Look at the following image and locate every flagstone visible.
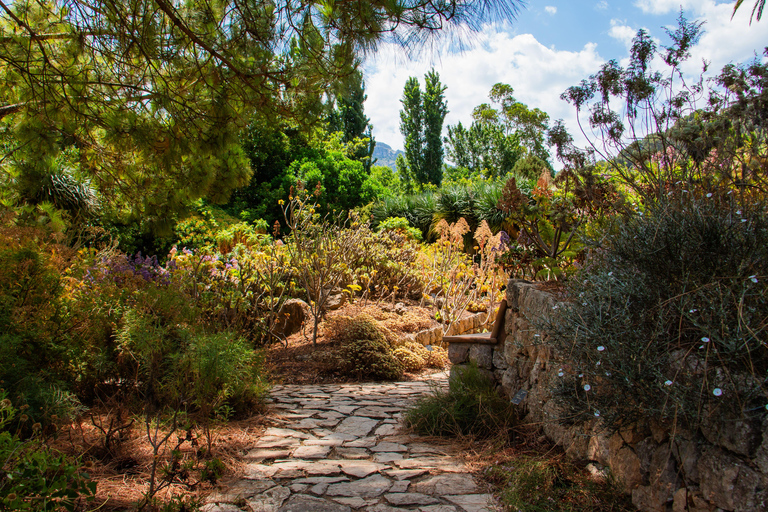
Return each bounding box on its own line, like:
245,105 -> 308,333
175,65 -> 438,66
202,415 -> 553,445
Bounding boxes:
389,480 -> 410,493
413,474 -> 479,496
374,424 -> 398,436
246,448 -> 293,461
342,436 -> 377,448
277,495 -> 351,512
373,452 -> 405,463
292,445 -> 332,459
247,485 -> 290,512
253,437 -> 302,449
370,442 -> 407,452
334,447 -> 370,459
206,479 -> 276,502
382,468 -> 429,480
326,474 -> 392,499
384,492 -> 440,506
443,494 -> 495,512
334,416 -> 379,436
263,428 -> 316,439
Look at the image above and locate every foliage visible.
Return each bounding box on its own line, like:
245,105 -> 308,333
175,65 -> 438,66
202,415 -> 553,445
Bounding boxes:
405,362 -> 515,438
400,70 -> 448,186
326,314 -> 403,381
392,342 -> 448,372
289,134 -> 384,214
417,218 -> 507,333
281,187 -> 368,345
0,396 -> 96,510
376,216 -> 423,242
327,69 -> 376,173
542,199 -> 768,433
347,226 -> 424,304
0,237 -> 86,430
485,453 -> 633,512
445,121 -> 523,179
733,0 -> 765,23
497,163 -> 622,280
0,0 -> 523,223
550,15 -> 768,206
372,179 -> 508,242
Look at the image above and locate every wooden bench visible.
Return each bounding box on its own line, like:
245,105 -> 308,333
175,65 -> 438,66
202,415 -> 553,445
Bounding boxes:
443,299 -> 507,345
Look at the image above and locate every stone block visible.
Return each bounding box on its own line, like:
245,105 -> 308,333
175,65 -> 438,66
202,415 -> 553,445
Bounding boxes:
700,412 -> 763,458
492,347 -> 507,370
448,343 -> 470,364
697,447 -> 764,511
672,488 -> 715,512
468,344 -> 493,369
588,435 -> 610,466
671,437 -> 701,482
610,445 -> 643,492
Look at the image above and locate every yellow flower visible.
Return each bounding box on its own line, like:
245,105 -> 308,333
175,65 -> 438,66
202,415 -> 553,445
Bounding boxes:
278,199 -> 285,205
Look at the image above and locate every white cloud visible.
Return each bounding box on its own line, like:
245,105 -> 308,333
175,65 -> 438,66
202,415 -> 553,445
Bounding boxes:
545,6 -> 557,15
595,1 -> 609,10
363,27 -> 604,160
363,1 -> 768,167
633,0 -> 699,15
608,19 -> 638,48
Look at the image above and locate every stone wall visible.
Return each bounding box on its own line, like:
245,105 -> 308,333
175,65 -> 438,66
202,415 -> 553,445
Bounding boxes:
406,310 -> 490,348
447,279 -> 768,512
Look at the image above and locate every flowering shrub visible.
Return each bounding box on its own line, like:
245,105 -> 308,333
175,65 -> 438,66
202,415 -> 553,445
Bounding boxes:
417,218 -> 507,333
543,199 -> 768,433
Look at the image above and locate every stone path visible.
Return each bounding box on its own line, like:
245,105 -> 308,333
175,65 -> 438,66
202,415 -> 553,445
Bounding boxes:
203,372 -> 498,512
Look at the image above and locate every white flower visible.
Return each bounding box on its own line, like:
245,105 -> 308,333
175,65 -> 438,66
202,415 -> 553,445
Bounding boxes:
583,384 -> 592,391
750,275 -> 758,283
699,345 -> 705,349
594,410 -> 600,417
605,372 -> 612,377
713,388 -> 723,397
689,309 -> 697,313
736,210 -> 742,215
608,271 -> 613,276
665,380 -> 673,386
597,346 -> 605,352
701,337 -> 710,343
596,361 -> 601,366
558,372 -> 564,377
742,219 -> 748,222
706,193 -> 713,198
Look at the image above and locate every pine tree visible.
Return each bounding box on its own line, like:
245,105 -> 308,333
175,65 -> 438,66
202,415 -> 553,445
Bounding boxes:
0,1 -> 519,223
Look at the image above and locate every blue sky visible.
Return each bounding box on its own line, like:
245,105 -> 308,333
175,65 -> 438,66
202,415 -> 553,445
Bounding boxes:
362,0 -> 768,163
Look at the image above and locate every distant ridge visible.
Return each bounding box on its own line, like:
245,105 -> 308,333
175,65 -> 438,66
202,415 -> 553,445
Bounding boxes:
372,141 -> 404,171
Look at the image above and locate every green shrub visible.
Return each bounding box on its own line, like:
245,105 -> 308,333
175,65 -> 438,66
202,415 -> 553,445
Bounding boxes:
376,216 -> 423,241
0,396 -> 96,510
327,314 -> 404,381
0,245 -> 84,428
544,199 -> 768,432
405,362 -> 515,438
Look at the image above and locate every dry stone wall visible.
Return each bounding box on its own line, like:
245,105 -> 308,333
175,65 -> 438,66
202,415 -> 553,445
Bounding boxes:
447,279 -> 768,512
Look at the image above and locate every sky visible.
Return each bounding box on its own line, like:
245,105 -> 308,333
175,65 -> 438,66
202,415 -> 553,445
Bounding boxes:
362,0 -> 768,165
